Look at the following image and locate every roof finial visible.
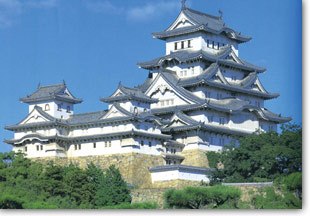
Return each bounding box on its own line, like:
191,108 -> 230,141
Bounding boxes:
218,9 -> 223,19
181,0 -> 186,10
37,82 -> 41,89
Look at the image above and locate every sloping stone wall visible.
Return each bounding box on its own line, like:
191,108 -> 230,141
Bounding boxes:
33,153 -> 164,188
180,149 -> 209,168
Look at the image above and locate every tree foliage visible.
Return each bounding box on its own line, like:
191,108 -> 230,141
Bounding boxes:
0,152 -> 131,209
207,124 -> 302,183
164,185 -> 241,209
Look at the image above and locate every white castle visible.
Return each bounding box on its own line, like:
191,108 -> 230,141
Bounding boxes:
5,4 -> 290,185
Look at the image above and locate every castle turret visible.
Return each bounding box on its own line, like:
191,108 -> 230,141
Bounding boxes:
20,82 -> 82,120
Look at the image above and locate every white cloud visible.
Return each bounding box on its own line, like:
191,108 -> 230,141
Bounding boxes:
85,0 -> 181,22
85,0 -> 124,14
0,0 -> 58,27
127,1 -> 180,21
0,0 -> 22,27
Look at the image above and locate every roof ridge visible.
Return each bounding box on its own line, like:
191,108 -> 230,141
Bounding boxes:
185,7 -> 221,21
71,110 -> 106,116
38,83 -> 65,89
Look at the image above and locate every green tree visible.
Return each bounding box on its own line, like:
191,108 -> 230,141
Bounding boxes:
95,165 -> 131,207
207,124 -> 302,183
164,185 -> 241,209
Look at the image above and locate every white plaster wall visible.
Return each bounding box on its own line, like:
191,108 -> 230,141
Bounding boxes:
201,34 -> 238,55
165,32 -> 203,54
167,62 -> 204,78
29,100 -> 74,119
151,170 -> 210,183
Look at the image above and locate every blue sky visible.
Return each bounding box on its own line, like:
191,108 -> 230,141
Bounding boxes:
0,0 -> 302,153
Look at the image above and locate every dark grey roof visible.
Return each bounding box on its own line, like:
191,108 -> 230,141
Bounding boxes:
4,129 -> 171,145
162,153 -> 185,160
20,83 -> 82,104
101,83 -> 158,104
152,7 -> 251,43
67,111 -> 107,124
157,70 -> 205,104
149,164 -> 213,173
162,111 -> 253,136
177,63 -> 277,99
137,46 -> 265,72
255,108 -> 292,123
5,103 -> 162,131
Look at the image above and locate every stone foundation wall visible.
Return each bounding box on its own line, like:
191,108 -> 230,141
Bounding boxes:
180,149 -> 209,168
33,153 -> 164,188
131,188 -> 167,208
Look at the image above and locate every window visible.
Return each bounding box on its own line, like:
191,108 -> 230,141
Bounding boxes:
44,104 -> 50,111
78,144 -> 81,150
170,99 -> 174,105
181,41 -> 184,49
208,116 -> 213,123
219,117 -> 225,125
148,142 -> 152,147
24,147 -> 27,152
217,42 -> 220,50
108,141 -> 111,147
207,39 -> 210,47
133,107 -> 138,114
187,40 -> 191,48
206,92 -> 211,98
166,100 -> 170,106
66,106 -> 71,113
174,42 -> 178,50
36,145 -> 39,151
210,137 -> 214,144
141,140 -> 144,146
75,144 -> 77,150
212,41 -> 215,49
143,108 -> 147,112
40,145 -> 43,151
160,101 -> 165,107
105,141 -> 108,147
57,104 -> 61,111
93,142 -> 96,148
220,138 -> 225,145
166,147 -> 168,153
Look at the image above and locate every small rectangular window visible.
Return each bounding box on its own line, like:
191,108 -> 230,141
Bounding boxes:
181,41 -> 184,49
74,144 -> 77,150
217,42 -> 220,50
207,39 -> 210,47
24,147 -> 27,152
78,144 -> 81,150
40,145 -> 43,151
141,140 -> 144,146
208,116 -> 213,123
93,142 -> 96,148
105,141 -> 108,147
188,40 -> 191,48
109,141 -> 111,147
36,145 -> 39,151
174,42 -> 178,50
212,41 -> 215,49
148,142 -> 152,147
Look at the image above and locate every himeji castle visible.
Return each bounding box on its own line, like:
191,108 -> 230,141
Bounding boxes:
4,4 -> 291,187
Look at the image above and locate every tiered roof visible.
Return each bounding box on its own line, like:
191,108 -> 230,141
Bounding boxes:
153,7 -> 251,43
138,46 -> 265,72
101,83 -> 158,104
20,83 -> 82,104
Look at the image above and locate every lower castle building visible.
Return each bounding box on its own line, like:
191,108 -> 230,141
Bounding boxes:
4,5 -> 290,188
